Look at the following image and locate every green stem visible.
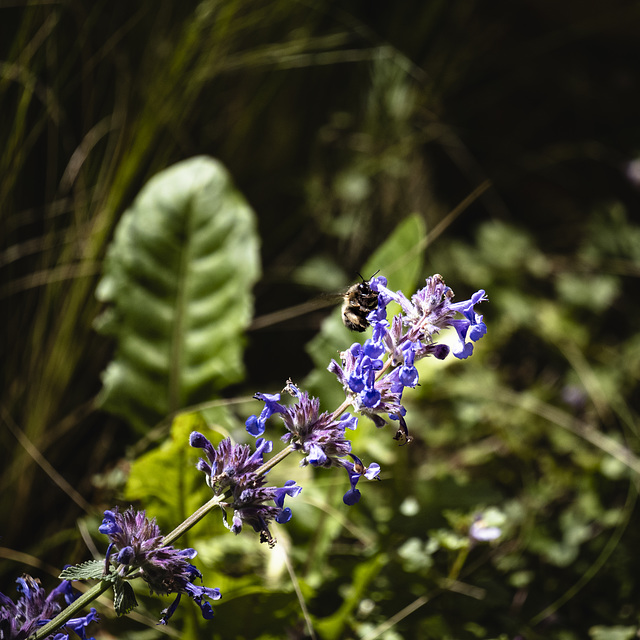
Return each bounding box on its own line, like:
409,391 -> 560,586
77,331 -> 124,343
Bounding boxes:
448,546 -> 470,582
163,493 -> 225,547
30,581 -> 111,640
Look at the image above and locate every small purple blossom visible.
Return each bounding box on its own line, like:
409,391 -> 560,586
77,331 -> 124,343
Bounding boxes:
469,518 -> 502,542
56,608 -> 99,640
398,341 -> 419,388
341,453 -> 381,505
0,574 -> 97,640
469,510 -> 505,543
190,432 -> 301,547
449,290 -> 488,359
99,507 -> 221,623
245,392 -> 286,437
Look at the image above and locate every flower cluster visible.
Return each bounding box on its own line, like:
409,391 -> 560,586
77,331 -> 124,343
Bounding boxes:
190,433 -> 301,547
99,507 -> 221,623
240,273 -> 486,506
329,274 -> 488,442
0,574 -> 97,640
245,381 -> 380,505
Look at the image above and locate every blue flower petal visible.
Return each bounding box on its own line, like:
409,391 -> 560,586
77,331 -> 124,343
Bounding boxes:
343,488 -> 361,505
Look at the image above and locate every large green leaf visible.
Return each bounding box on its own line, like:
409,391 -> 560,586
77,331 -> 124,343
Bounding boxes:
95,156 -> 260,432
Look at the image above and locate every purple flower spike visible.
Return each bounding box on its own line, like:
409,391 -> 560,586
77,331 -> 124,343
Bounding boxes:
99,507 -> 221,623
247,388 -> 356,469
330,273 -> 488,444
0,575 -> 98,640
191,432 -> 301,547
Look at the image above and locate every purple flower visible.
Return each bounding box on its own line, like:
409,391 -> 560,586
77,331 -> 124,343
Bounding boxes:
328,348 -> 408,436
99,507 -> 221,623
190,432 -> 301,547
244,382 -> 381,506
469,516 -> 502,542
398,341 -> 419,388
0,574 -> 98,640
449,290 -> 488,359
373,275 -> 487,360
274,480 -> 303,524
270,383 -> 355,468
56,608 -> 99,640
245,392 -> 286,437
190,434 -> 273,493
341,453 -> 381,505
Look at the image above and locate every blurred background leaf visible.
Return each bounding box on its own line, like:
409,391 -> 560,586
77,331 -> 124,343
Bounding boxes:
94,156 -> 260,432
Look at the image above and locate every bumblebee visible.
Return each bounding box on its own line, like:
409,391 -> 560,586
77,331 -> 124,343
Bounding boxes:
341,272 -> 380,332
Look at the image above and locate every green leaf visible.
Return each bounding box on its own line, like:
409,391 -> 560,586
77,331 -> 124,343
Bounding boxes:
589,626 -> 638,640
95,156 -> 261,432
314,554 -> 387,640
59,560 -> 105,581
124,410 -> 215,531
113,577 -> 138,616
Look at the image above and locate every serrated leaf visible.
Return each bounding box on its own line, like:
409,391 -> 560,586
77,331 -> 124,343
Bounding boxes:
59,560 -> 105,581
113,577 -> 138,616
95,156 -> 260,432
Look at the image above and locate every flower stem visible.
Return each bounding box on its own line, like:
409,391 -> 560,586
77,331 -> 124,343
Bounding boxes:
255,442 -> 295,477
30,581 -> 110,640
448,546 -> 470,582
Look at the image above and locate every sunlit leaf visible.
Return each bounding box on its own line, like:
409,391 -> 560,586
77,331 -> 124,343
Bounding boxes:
124,411 -> 215,531
95,156 -> 260,432
59,561 -> 105,581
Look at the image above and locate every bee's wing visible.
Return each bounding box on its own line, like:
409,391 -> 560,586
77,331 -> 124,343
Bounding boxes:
249,294 -> 343,331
